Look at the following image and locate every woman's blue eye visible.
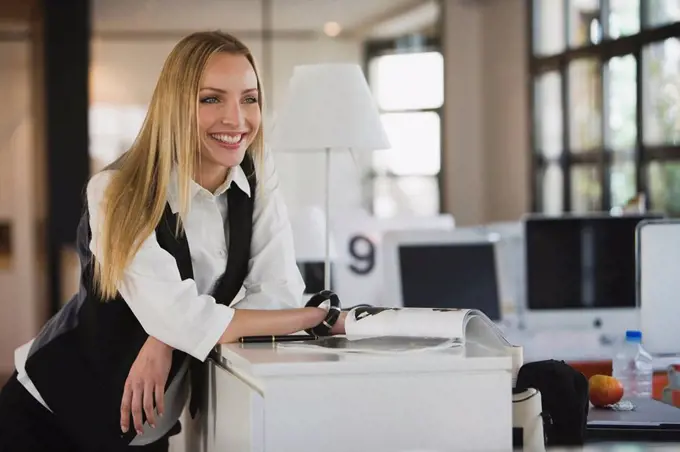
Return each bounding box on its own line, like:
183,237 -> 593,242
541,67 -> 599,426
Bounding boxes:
200,96 -> 219,104
243,96 -> 258,104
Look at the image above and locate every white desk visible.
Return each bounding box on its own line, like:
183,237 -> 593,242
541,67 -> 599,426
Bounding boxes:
197,340 -> 513,452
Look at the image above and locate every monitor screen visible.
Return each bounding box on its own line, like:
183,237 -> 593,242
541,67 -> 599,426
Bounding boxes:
398,242 -> 501,320
525,215 -> 662,311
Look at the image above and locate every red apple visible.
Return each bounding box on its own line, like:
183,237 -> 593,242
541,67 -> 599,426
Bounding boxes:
589,374 -> 624,407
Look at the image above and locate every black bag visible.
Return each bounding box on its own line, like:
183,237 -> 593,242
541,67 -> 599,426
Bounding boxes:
515,359 -> 590,446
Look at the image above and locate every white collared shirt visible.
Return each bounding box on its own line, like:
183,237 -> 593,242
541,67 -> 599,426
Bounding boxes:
14,147 -> 305,442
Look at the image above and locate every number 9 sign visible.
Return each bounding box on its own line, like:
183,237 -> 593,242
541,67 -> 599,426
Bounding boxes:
348,234 -> 375,275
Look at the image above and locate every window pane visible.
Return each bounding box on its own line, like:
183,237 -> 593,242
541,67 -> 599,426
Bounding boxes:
642,39 -> 680,145
89,104 -> 147,172
539,163 -> 564,214
535,71 -> 563,158
372,112 -> 440,176
368,52 -> 443,111
571,165 -> 602,212
608,0 -> 640,38
569,0 -> 602,47
648,161 -> 680,216
609,158 -> 637,209
569,58 -> 602,152
605,54 -> 637,151
646,0 -> 680,27
533,0 -> 566,56
373,176 -> 439,218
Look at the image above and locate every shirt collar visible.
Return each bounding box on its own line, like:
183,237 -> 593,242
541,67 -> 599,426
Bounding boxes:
167,164 -> 251,213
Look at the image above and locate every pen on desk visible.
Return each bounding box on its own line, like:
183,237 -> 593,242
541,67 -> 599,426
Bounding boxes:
238,334 -> 317,344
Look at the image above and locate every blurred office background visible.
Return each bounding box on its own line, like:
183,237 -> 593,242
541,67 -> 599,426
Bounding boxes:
0,0 -> 679,382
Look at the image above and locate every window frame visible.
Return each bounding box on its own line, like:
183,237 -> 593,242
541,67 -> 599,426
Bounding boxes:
528,0 -> 680,213
363,35 -> 444,217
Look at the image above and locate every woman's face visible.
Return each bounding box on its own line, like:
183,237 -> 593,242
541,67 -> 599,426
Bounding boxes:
197,52 -> 261,173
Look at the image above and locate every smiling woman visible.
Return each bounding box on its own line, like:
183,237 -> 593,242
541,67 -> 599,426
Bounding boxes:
0,30 -> 342,452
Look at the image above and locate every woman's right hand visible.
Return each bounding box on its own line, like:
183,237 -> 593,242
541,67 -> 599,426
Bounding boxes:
120,336 -> 173,435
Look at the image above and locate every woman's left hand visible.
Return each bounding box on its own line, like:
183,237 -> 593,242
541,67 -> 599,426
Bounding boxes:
120,336 -> 173,435
330,311 -> 347,335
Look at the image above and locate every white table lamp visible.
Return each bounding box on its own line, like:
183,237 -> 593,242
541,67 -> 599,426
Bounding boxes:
271,63 -> 390,290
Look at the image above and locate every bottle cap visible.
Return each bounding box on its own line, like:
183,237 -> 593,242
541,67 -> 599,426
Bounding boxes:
625,330 -> 642,341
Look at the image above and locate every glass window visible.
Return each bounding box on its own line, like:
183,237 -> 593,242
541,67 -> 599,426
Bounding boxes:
571,165 -> 602,212
569,58 -> 602,152
535,71 -> 563,159
648,161 -> 680,215
531,0 -> 680,215
605,54 -> 637,151
608,0 -> 640,38
569,0 -> 602,47
642,39 -> 680,145
373,176 -> 439,218
610,158 -> 637,208
533,0 -> 566,56
368,47 -> 443,218
368,52 -> 443,111
646,0 -> 680,28
89,104 -> 146,171
372,112 -> 440,176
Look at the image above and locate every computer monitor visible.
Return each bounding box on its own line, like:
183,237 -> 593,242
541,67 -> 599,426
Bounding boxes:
523,213 -> 664,333
382,229 -> 502,321
637,219 -> 680,355
478,222 -> 525,316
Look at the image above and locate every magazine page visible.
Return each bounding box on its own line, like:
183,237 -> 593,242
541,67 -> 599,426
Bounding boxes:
344,306 -> 470,341
462,310 -> 514,349
275,335 -> 460,355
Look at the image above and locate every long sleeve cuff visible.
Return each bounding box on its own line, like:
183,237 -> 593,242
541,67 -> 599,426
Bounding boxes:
190,304 -> 235,361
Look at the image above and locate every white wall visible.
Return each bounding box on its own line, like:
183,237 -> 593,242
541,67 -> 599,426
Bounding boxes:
482,0 -> 530,222
442,0 -> 529,225
441,1 -> 485,226
0,41 -> 42,375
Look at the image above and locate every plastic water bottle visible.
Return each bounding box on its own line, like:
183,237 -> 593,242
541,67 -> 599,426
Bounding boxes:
612,330 -> 654,399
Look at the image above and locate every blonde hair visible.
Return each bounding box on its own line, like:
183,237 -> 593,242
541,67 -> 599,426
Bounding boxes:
94,31 -> 264,300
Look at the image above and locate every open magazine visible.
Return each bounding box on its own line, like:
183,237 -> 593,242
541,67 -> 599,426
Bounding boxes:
277,307 -> 516,355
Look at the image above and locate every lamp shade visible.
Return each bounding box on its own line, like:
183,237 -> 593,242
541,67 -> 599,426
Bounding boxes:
271,63 -> 391,151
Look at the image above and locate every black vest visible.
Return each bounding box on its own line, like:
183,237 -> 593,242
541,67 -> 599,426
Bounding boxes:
23,156 -> 256,451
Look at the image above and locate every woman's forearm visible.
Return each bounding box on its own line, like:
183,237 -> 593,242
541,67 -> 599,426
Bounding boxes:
218,307 -> 326,344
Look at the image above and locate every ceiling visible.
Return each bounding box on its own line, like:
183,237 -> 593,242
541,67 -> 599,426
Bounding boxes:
0,0 -> 440,39
91,0 -> 437,37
